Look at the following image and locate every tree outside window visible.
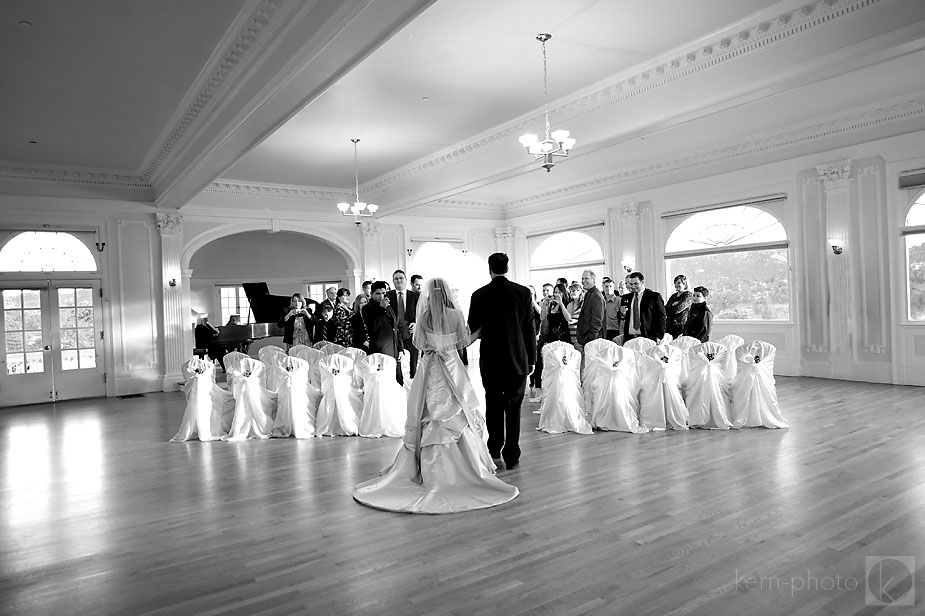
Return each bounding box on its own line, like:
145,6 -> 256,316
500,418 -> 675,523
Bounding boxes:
904,192 -> 925,321
664,206 -> 790,320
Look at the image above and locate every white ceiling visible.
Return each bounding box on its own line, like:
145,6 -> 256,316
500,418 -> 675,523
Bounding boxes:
1,0 -> 924,217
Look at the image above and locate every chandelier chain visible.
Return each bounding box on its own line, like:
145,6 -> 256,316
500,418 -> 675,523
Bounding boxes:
351,138 -> 360,202
542,38 -> 550,140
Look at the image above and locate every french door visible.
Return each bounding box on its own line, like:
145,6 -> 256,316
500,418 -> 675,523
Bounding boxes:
1,280 -> 105,406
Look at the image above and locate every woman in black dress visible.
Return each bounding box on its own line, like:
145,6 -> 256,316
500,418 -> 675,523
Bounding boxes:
277,293 -> 315,350
683,286 -> 713,342
665,274 -> 694,339
545,283 -> 574,344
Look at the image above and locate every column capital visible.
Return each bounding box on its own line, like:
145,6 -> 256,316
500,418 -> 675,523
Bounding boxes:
155,212 -> 183,234
493,226 -> 514,240
359,221 -> 381,239
816,160 -> 852,190
619,201 -> 639,218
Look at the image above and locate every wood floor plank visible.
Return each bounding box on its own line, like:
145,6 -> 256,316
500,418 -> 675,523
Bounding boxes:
1,376 -> 924,615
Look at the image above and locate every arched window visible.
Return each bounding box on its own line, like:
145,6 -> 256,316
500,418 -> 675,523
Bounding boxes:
409,242 -> 482,312
0,232 -> 97,272
529,229 -> 605,292
664,206 -> 790,320
903,191 -> 925,321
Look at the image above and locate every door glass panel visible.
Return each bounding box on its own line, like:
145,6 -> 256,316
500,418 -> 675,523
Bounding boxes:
3,289 -> 44,375
58,287 -> 96,371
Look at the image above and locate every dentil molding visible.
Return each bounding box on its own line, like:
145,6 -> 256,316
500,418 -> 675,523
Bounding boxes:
204,181 -> 351,201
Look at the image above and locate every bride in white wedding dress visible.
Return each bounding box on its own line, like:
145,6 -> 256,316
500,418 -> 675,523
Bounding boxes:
352,277 -> 519,514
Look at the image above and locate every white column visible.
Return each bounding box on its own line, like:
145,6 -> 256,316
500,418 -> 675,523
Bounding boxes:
817,160 -> 854,357
493,226 -> 514,255
156,212 -> 184,391
611,201 -> 640,278
359,221 -> 381,281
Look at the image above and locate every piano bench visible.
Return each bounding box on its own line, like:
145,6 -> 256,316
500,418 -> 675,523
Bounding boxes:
193,348 -> 209,359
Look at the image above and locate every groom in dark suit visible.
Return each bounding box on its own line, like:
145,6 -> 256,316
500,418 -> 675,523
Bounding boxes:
622,271 -> 667,342
468,253 -> 535,470
387,269 -> 420,380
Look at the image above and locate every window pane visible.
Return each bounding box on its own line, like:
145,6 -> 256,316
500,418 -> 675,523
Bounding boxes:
4,290 -> 22,309
907,233 -> 925,321
5,311 -> 22,331
22,290 -> 40,309
75,288 -> 93,306
666,248 -> 790,320
23,309 -> 41,330
78,348 -> 96,369
25,352 -> 44,373
61,350 -> 79,371
77,328 -> 94,349
60,329 -> 77,349
24,331 -> 43,352
60,308 -> 77,328
906,196 -> 925,226
529,265 -> 605,298
666,206 -> 786,253
0,232 -> 97,272
76,307 -> 93,328
7,354 -> 25,375
58,288 -> 76,307
5,332 -> 24,353
531,231 -> 604,269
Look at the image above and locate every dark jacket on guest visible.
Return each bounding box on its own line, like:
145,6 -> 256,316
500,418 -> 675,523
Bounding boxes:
468,275 -> 536,377
277,311 -> 315,346
350,310 -> 369,351
361,299 -> 402,359
683,302 -> 713,342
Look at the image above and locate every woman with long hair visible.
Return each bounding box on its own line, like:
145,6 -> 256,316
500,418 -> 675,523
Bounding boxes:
277,293 -> 314,350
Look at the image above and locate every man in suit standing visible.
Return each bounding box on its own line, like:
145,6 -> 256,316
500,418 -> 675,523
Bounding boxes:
468,253 -> 535,470
387,269 -> 420,380
315,286 -> 338,318
576,269 -> 605,349
622,271 -> 667,342
362,281 -> 404,384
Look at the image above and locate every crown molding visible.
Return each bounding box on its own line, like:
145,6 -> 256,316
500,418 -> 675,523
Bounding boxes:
204,181 -> 352,201
502,91 -> 925,212
361,0 -> 890,194
138,0 -> 282,182
425,199 -> 503,211
0,165 -> 151,189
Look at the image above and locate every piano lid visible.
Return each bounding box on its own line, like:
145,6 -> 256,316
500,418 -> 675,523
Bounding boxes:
242,282 -> 292,324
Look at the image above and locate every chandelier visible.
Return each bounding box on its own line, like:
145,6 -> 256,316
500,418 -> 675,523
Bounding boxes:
518,33 -> 576,172
337,138 -> 379,223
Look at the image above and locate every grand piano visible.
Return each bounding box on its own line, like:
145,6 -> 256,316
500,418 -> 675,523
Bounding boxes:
214,282 -> 290,353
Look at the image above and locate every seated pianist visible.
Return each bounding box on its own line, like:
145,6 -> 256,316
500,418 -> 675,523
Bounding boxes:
194,314 -> 227,370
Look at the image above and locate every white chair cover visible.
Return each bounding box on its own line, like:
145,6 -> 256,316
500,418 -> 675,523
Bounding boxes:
225,357 -> 277,440
612,335 -> 624,346
222,350 -> 250,390
538,343 -> 591,434
288,344 -> 311,357
581,338 -> 617,413
292,346 -> 324,389
659,333 -> 674,345
669,335 -> 700,389
639,345 -> 688,431
316,353 -> 362,436
685,342 -> 733,430
717,334 -> 745,381
355,354 -> 405,438
171,359 -> 233,441
323,343 -> 345,356
258,345 -> 287,366
623,337 -> 655,354
731,341 -> 788,429
271,356 -> 322,438
589,345 -> 646,433
338,347 -> 368,389
313,341 -> 331,351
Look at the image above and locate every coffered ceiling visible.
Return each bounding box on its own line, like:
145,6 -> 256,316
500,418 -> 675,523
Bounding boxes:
1,0 -> 924,220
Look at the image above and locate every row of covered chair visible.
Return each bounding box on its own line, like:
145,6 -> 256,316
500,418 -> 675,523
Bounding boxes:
537,335 -> 788,435
170,343 -> 406,442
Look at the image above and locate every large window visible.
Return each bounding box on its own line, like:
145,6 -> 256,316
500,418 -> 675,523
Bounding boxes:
306,282 -> 341,304
0,231 -> 96,272
529,229 -> 605,292
219,286 -> 247,325
904,192 -> 925,321
664,205 -> 790,320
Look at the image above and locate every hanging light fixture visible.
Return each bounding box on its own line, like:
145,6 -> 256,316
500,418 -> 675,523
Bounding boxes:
519,33 -> 576,172
336,138 -> 379,224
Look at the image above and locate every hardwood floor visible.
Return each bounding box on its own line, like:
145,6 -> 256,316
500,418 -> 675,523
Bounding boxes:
1,376 -> 923,615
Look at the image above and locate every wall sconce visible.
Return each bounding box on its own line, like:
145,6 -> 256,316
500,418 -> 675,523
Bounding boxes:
406,248 -> 413,257
168,278 -> 177,287
828,238 -> 844,255
461,247 -> 469,256
95,242 -> 106,252
621,260 -> 633,273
